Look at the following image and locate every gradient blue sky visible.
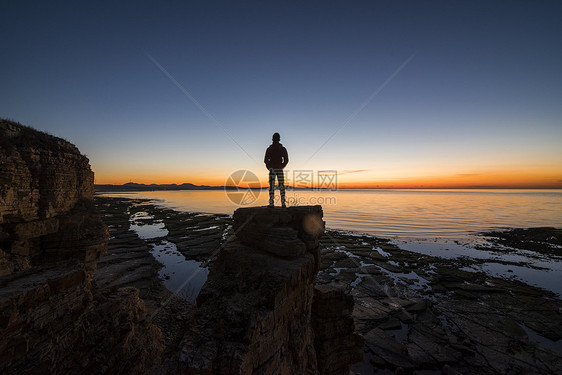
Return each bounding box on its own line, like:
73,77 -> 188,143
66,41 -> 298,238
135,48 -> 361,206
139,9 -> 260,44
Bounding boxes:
1,1 -> 561,187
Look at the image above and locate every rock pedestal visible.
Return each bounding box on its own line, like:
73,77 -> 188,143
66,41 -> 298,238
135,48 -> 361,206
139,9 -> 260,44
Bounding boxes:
168,205 -> 362,375
233,205 -> 324,266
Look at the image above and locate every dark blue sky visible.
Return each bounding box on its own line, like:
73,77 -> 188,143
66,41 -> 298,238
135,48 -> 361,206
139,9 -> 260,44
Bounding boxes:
1,1 -> 561,186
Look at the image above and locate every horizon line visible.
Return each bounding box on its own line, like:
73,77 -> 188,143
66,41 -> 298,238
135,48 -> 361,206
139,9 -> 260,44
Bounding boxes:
94,182 -> 562,191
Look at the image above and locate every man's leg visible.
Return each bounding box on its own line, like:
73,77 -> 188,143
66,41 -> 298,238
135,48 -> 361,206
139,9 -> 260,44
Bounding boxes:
277,169 -> 286,207
268,169 -> 275,206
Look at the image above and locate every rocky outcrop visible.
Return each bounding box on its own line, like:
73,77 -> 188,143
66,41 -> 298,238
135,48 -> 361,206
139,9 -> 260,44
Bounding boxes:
159,206 -> 362,374
0,120 -> 101,275
0,120 -> 163,374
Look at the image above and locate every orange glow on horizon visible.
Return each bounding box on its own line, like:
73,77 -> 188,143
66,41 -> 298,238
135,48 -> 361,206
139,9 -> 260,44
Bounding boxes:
94,169 -> 562,189
336,170 -> 562,189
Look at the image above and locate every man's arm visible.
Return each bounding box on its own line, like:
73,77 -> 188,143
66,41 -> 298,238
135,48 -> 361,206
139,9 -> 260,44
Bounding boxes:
264,147 -> 271,169
282,147 -> 289,168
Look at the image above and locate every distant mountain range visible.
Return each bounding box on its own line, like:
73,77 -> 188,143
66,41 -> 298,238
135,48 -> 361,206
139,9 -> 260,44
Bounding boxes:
94,182 -> 269,192
94,182 -> 311,192
95,182 -> 229,192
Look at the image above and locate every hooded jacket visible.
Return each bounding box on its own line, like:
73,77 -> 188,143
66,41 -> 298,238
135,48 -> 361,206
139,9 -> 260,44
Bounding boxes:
264,141 -> 289,170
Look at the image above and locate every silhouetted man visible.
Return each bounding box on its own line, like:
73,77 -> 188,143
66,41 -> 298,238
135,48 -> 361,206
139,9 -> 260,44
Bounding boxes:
264,132 -> 289,207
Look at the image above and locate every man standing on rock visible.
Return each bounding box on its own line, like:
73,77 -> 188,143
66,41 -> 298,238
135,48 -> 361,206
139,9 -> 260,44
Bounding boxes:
264,132 -> 289,208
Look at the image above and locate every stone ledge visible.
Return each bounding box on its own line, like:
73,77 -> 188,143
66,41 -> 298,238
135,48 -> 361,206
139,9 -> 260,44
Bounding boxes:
232,205 -> 324,260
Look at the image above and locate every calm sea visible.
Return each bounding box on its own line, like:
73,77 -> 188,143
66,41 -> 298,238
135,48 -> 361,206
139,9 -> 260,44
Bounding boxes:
99,189 -> 562,241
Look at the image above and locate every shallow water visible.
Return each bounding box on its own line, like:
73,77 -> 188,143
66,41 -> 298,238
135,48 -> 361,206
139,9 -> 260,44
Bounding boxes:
129,211 -> 168,239
480,261 -> 562,297
105,190 -> 562,297
149,240 -> 209,303
102,189 -> 562,240
128,209 -> 208,303
519,322 -> 562,355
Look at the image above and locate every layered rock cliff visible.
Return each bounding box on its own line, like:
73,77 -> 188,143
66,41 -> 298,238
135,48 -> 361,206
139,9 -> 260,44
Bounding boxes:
0,120 -> 102,275
0,119 -> 163,374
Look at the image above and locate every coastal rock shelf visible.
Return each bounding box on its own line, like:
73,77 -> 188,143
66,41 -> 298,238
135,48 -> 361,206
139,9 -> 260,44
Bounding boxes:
93,195 -> 562,375
93,197 -> 164,306
93,197 -> 220,307
316,231 -> 562,374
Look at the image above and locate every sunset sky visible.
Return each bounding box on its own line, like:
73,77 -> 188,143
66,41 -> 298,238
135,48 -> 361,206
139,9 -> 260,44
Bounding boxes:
1,1 -> 561,188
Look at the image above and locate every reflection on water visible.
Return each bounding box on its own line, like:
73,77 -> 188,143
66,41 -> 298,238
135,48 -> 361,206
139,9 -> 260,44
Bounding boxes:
519,322 -> 562,355
150,240 -> 209,303
128,209 -> 208,303
104,189 -> 562,240
393,238 -> 562,296
129,211 -> 168,239
480,261 -> 562,297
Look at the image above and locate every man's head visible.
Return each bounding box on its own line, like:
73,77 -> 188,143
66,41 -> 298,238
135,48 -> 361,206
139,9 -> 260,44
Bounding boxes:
272,132 -> 280,142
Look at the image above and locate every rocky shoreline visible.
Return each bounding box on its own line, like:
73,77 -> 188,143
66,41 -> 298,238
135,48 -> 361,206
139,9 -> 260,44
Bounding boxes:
5,119 -> 560,374
94,195 -> 562,374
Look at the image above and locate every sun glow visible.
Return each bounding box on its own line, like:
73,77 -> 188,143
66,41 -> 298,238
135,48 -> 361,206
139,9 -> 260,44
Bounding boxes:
94,167 -> 562,189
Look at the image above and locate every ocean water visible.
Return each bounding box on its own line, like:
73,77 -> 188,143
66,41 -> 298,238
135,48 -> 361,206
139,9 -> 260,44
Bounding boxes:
100,189 -> 562,241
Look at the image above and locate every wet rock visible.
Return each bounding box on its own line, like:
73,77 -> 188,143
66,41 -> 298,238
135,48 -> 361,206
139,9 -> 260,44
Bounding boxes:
333,257 -> 360,268
379,317 -> 402,331
395,309 -> 415,324
364,327 -> 413,369
404,299 -> 427,313
359,265 -> 382,275
436,299 -> 561,374
353,297 -> 393,324
482,227 -> 562,256
408,324 -> 462,364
